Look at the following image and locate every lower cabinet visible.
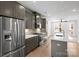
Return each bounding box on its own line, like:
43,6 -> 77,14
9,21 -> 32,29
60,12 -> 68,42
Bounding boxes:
51,40 -> 67,57
38,36 -> 41,46
25,36 -> 39,56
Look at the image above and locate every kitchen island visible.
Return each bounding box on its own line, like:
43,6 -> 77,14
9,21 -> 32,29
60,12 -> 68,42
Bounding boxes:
50,35 -> 68,57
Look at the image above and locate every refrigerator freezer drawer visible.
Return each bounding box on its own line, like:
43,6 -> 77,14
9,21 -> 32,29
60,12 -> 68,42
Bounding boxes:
10,46 -> 25,57
2,52 -> 11,57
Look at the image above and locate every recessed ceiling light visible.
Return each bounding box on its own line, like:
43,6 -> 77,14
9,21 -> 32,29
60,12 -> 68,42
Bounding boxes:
72,9 -> 76,12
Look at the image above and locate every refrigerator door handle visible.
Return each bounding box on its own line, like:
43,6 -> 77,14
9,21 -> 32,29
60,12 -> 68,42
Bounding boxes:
14,22 -> 17,46
17,20 -> 19,41
14,22 -> 17,33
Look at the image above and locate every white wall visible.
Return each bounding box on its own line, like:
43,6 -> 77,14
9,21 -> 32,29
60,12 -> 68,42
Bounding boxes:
46,15 -> 79,41
46,17 -> 54,36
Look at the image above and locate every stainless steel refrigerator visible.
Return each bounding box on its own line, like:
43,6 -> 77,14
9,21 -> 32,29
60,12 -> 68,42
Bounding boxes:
0,16 -> 25,57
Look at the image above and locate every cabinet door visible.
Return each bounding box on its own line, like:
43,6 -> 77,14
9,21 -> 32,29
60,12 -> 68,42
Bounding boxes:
38,36 -> 41,45
0,2 -> 25,19
30,37 -> 38,49
13,2 -> 25,19
31,14 -> 35,29
41,18 -> 46,32
25,38 -> 32,55
0,1 -> 14,17
51,40 -> 67,57
33,36 -> 39,47
25,11 -> 33,29
25,36 -> 38,55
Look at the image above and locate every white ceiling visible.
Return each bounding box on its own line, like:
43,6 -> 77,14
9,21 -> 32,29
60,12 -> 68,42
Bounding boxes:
18,1 -> 79,20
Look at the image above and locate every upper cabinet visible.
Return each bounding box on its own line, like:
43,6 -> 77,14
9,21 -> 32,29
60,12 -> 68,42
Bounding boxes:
41,18 -> 46,32
13,2 -> 25,19
25,11 -> 42,29
0,2 -> 14,17
25,11 -> 35,29
33,12 -> 46,30
0,1 -> 25,20
0,1 -> 46,31
25,11 -> 46,31
33,12 -> 41,29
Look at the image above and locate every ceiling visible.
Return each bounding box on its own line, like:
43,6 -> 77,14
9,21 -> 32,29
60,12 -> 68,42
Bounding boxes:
18,1 -> 79,20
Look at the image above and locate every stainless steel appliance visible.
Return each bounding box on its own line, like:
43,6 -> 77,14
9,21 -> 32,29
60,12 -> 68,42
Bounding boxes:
0,16 -> 25,57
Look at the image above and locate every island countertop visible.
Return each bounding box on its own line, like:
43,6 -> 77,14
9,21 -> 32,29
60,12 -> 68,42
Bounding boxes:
49,35 -> 67,42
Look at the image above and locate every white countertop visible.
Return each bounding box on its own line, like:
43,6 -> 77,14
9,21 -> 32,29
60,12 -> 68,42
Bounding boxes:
25,34 -> 38,39
49,36 -> 67,42
49,35 -> 78,42
51,38 -> 67,42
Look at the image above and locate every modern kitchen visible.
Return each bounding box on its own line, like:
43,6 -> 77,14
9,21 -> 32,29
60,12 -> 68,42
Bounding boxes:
0,1 -> 79,57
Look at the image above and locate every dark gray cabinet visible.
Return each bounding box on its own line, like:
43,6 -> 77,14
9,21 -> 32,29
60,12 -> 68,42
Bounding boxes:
51,40 -> 67,57
25,36 -> 38,55
34,13 -> 41,29
25,11 -> 35,29
0,1 -> 25,19
0,2 -> 14,17
25,11 -> 46,29
41,18 -> 46,32
13,2 -> 25,19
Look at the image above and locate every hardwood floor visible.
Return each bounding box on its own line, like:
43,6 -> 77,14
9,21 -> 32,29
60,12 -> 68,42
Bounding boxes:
67,41 -> 79,57
26,39 -> 79,57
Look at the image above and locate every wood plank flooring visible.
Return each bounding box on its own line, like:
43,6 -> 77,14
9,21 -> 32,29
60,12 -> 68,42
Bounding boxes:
67,41 -> 79,57
26,39 -> 79,57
